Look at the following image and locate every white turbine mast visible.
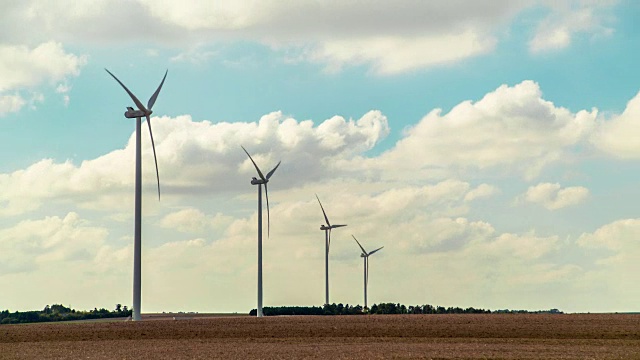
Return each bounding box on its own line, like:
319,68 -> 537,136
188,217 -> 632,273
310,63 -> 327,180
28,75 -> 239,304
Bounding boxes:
105,68 -> 167,321
242,146 -> 281,317
352,235 -> 383,311
316,194 -> 347,306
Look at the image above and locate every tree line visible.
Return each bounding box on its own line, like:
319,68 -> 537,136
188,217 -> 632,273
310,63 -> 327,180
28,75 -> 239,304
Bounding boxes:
250,303 -> 563,316
1,304 -> 132,324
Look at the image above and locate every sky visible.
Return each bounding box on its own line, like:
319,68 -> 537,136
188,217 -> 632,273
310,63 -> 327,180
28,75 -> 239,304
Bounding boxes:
1,0 -> 640,314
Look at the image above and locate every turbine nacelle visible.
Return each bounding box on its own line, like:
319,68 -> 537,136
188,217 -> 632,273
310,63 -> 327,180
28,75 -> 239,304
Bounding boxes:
125,107 -> 147,118
352,234 -> 383,257
320,224 -> 347,231
251,177 -> 267,185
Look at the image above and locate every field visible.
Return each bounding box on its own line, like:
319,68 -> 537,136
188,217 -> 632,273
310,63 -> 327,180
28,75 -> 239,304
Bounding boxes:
1,314 -> 639,359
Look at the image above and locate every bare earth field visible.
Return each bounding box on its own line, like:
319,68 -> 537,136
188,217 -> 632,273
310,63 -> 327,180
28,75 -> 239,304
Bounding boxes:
1,314 -> 639,359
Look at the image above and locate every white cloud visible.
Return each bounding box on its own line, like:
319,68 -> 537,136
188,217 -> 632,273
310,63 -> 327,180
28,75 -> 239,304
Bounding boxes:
464,184 -> 499,202
529,1 -> 616,53
308,31 -> 496,75
0,41 -> 86,111
160,208 -> 233,233
0,1 -> 620,74
591,91 -> 640,158
0,1 -> 532,74
575,218 -> 640,310
160,208 -> 210,233
170,48 -> 216,64
0,93 -> 26,116
0,212 -> 108,274
472,231 -> 559,260
373,80 -> 597,180
0,111 -> 389,216
55,82 -> 71,106
2,77 -> 638,313
577,218 -> 640,252
520,182 -> 589,210
0,41 -> 87,92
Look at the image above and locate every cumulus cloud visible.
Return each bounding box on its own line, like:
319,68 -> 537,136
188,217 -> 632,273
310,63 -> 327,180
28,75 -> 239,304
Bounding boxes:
307,31 -> 496,75
0,41 -> 87,112
520,182 -> 589,210
577,218 -> 640,252
374,80 -> 597,179
591,91 -> 640,158
0,93 -> 26,116
575,218 -> 640,310
0,212 -> 108,274
0,111 -> 389,215
0,41 -> 87,92
529,1 -> 616,53
464,184 -> 499,202
0,0 -> 546,74
160,208 -> 233,233
145,0 -> 524,74
471,231 -> 559,260
1,1 -> 620,74
2,77 -> 636,312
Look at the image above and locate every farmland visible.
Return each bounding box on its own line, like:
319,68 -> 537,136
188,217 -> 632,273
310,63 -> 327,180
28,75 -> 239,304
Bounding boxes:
1,314 -> 639,359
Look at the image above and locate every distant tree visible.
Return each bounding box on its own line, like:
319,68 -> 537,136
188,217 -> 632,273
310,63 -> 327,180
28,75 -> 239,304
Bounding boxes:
50,304 -> 71,314
115,304 -> 122,312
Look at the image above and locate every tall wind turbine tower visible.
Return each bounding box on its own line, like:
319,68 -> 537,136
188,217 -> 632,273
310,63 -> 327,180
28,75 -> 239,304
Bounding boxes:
242,146 -> 281,317
316,194 -> 346,305
352,235 -> 383,310
106,69 -> 167,321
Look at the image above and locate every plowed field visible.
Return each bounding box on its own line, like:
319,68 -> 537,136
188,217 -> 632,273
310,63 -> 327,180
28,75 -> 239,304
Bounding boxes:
1,314 -> 639,359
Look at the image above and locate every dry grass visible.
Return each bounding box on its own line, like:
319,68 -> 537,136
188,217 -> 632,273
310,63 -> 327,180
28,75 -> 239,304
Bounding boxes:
1,314 -> 639,359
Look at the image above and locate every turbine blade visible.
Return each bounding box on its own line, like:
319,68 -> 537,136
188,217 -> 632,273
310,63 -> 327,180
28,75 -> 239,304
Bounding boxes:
369,246 -> 384,256
265,161 -> 281,180
105,68 -> 147,112
315,194 -> 331,227
146,116 -> 161,200
241,146 -> 266,181
352,235 -> 367,255
264,183 -> 271,237
333,224 -> 347,228
147,69 -> 168,110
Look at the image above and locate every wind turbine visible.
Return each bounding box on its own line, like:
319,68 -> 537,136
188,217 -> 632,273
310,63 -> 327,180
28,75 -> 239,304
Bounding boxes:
352,235 -> 383,310
106,69 -> 167,321
316,194 -> 346,305
242,146 -> 281,318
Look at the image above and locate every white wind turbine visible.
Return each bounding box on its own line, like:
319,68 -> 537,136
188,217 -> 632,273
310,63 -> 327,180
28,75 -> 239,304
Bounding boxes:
106,69 -> 167,321
242,146 -> 281,317
316,194 -> 346,305
352,235 -> 383,310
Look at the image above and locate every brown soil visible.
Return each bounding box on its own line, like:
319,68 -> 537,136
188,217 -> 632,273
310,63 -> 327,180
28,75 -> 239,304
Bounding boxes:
1,314 -> 639,359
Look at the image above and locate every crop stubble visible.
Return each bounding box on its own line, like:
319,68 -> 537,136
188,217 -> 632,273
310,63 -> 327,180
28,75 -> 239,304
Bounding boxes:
1,314 -> 639,359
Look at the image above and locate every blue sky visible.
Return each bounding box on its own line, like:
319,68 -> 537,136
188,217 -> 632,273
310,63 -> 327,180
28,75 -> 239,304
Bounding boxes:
1,0 -> 640,313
